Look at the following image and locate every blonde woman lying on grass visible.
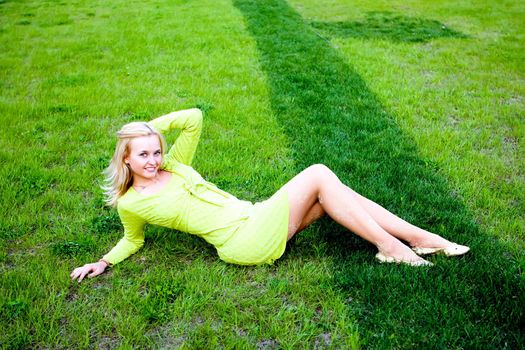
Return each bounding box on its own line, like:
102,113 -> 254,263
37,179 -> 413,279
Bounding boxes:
71,108 -> 469,282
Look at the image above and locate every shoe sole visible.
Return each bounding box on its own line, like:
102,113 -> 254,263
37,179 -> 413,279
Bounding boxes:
375,253 -> 433,267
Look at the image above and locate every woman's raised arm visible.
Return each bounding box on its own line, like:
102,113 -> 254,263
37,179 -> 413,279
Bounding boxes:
148,108 -> 203,166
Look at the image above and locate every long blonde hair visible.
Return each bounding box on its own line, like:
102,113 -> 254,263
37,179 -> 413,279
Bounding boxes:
102,122 -> 166,207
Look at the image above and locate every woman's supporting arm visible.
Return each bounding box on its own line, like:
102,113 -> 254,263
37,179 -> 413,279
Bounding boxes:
71,205 -> 145,282
148,108 -> 203,166
101,206 -> 146,265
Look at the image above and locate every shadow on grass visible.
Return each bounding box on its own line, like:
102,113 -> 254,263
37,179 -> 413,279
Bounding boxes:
310,11 -> 468,43
233,0 -> 523,348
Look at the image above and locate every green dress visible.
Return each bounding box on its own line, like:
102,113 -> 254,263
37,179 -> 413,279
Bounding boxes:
102,108 -> 289,266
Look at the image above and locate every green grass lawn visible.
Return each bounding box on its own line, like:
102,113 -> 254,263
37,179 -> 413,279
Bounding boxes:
1,0 -> 523,348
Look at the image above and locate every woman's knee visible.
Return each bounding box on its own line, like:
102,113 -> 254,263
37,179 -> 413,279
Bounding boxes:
285,164 -> 337,195
306,164 -> 337,181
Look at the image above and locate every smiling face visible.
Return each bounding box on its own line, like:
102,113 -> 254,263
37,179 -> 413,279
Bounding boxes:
124,134 -> 163,185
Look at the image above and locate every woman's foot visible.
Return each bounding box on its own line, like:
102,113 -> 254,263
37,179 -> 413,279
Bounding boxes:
376,242 -> 433,267
375,252 -> 433,267
409,233 -> 470,256
412,244 -> 470,256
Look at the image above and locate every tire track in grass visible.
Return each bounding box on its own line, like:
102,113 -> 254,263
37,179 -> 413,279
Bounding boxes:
233,0 -> 524,348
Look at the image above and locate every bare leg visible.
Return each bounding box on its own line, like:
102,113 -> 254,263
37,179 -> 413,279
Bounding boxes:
289,202 -> 325,239
344,187 -> 453,248
287,182 -> 450,248
281,164 -> 426,263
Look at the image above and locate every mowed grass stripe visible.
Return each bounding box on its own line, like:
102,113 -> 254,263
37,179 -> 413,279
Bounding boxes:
304,0 -> 525,251
233,0 -> 524,348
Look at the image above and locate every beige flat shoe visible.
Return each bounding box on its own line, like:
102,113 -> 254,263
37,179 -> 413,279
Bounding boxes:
375,252 -> 433,267
412,244 -> 470,257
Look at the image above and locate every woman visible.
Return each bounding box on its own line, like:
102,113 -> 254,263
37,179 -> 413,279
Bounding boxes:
71,108 -> 469,282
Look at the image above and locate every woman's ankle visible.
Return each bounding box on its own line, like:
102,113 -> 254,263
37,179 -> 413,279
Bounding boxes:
409,233 -> 452,248
378,239 -> 415,258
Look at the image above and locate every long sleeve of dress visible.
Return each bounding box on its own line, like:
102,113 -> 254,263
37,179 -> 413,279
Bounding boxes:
148,108 -> 203,166
102,206 -> 146,265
